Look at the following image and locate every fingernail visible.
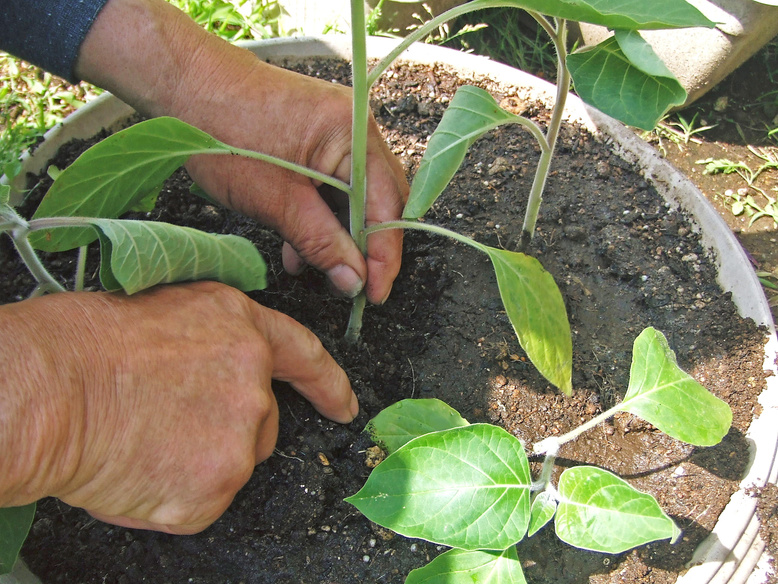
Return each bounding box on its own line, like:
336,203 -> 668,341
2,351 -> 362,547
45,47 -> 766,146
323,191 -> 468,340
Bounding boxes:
327,265 -> 364,299
349,392 -> 360,420
378,283 -> 393,306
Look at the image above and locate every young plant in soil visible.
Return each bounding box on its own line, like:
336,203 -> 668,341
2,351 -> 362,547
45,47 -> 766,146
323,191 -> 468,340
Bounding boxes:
0,0 -> 717,575
346,328 -> 733,583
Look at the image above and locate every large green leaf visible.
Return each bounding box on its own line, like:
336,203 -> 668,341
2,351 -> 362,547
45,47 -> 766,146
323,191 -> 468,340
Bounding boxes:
555,466 -> 680,553
404,86 -> 524,219
346,424 -> 531,551
0,503 -> 36,575
567,32 -> 687,131
367,399 -> 470,454
485,247 -> 572,394
30,117 -> 230,252
0,184 -> 9,206
465,0 -> 714,29
619,327 -> 732,446
88,219 -> 266,294
406,548 -> 527,584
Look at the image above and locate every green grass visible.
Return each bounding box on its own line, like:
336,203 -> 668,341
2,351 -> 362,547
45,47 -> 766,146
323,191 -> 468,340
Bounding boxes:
444,8 -> 557,79
166,0 -> 280,41
0,0 -> 279,183
0,55 -> 100,180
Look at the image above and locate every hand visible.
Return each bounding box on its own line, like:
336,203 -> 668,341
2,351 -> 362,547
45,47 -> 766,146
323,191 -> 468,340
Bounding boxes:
0,282 -> 357,534
75,0 -> 409,305
181,58 -> 409,305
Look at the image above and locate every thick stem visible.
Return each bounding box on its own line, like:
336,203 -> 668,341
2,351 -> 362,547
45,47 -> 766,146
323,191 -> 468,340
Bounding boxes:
519,18 -> 570,251
345,0 -> 370,344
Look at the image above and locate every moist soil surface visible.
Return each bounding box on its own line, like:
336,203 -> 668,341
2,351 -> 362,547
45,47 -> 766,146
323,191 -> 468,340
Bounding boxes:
2,59 -> 771,584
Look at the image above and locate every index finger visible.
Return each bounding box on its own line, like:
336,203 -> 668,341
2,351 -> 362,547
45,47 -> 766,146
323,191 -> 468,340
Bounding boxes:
250,303 -> 358,424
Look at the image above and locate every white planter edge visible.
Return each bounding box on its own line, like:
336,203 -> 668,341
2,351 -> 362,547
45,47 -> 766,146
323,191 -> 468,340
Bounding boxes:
2,35 -> 776,584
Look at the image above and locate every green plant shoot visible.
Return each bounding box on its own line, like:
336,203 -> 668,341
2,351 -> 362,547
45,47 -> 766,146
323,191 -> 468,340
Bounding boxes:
348,328 -> 731,583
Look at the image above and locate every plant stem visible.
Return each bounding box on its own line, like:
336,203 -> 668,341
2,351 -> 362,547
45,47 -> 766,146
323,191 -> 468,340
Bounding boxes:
1,207 -> 66,293
225,146 -> 352,195
367,0 -> 549,86
365,220 -> 490,255
532,439 -> 560,493
534,401 -> 623,456
344,0 -> 370,344
74,246 -> 88,292
518,18 -> 570,251
11,230 -> 65,293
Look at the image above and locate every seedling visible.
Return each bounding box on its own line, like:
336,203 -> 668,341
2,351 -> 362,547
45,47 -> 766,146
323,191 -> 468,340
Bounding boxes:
651,111 -> 716,153
698,145 -> 778,187
698,146 -> 778,227
347,328 -> 732,583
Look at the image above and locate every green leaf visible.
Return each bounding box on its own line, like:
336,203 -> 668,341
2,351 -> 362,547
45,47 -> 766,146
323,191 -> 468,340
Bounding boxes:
528,491 -> 557,537
404,86 -> 524,219
0,503 -> 36,575
0,184 -> 10,206
555,466 -> 680,553
467,0 -> 715,29
567,32 -> 687,131
88,219 -> 266,294
30,117 -> 230,252
406,548 -> 527,584
620,327 -> 732,446
485,247 -> 572,394
367,399 -> 470,454
346,424 -> 531,551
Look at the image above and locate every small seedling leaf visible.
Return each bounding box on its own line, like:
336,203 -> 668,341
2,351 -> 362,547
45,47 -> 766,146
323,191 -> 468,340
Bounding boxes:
406,547 -> 527,584
485,247 -> 572,394
620,327 -> 732,446
404,86 -> 523,219
88,218 -> 266,294
0,503 -> 36,575
346,424 -> 531,551
467,0 -> 714,29
555,466 -> 680,553
567,33 -> 687,131
30,117 -> 230,252
366,398 -> 469,454
528,491 -> 557,537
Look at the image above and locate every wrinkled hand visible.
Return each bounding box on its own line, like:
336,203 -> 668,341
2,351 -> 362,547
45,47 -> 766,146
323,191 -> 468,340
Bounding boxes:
177,54 -> 408,305
0,283 -> 357,534
75,0 -> 409,305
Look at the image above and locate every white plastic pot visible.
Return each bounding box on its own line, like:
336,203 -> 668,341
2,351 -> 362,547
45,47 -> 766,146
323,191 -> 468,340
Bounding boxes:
2,36 -> 777,584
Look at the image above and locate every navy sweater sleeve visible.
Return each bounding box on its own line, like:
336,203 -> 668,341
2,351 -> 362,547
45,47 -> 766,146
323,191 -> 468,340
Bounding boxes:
0,0 -> 112,82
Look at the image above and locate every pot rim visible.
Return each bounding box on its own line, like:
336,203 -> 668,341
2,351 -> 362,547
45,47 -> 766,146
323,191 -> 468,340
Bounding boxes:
2,35 -> 776,584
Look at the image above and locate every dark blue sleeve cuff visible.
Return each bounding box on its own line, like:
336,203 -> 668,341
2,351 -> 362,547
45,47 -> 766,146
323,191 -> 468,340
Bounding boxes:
0,0 -> 112,83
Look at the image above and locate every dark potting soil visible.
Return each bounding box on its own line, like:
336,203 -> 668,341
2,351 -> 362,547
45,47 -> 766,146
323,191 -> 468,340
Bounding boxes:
3,59 -> 771,584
